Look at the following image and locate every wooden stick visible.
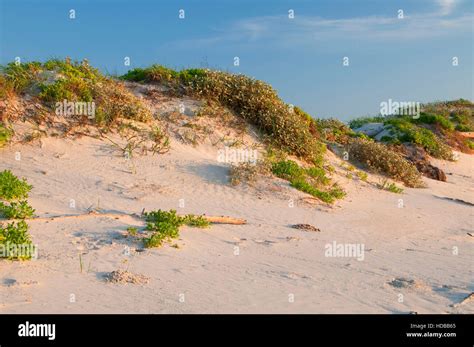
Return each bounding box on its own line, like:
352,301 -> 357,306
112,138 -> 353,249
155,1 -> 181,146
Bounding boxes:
202,215 -> 246,225
2,210 -> 247,225
459,132 -> 474,138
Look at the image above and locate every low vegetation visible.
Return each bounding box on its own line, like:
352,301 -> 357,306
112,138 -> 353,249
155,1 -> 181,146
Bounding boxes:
377,179 -> 404,194
348,138 -> 423,187
0,124 -> 12,148
121,65 -> 326,165
384,118 -> 453,160
0,220 -> 34,260
143,209 -> 210,248
0,200 -> 35,219
0,170 -> 35,259
1,59 -> 152,126
0,170 -> 32,201
271,159 -> 345,203
349,100 -> 473,158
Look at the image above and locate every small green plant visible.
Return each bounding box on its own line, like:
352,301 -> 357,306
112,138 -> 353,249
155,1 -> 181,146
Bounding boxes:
0,220 -> 34,260
378,179 -> 404,194
0,200 -> 35,219
0,170 -> 32,201
0,124 -> 12,148
143,209 -> 210,248
356,171 -> 368,181
290,179 -> 343,204
126,226 -> 138,236
79,253 -> 83,273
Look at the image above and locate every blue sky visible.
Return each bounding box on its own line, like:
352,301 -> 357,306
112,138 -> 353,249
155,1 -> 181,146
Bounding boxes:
0,0 -> 472,121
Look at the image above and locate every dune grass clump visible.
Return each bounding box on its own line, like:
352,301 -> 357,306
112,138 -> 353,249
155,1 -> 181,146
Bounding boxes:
377,179 -> 404,194
122,66 -> 326,165
143,209 -> 210,248
348,138 -> 423,187
229,161 -> 271,186
271,159 -> 344,203
290,178 -> 345,203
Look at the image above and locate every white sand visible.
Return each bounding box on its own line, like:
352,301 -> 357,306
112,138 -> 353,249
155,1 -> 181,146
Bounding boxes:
0,132 -> 472,314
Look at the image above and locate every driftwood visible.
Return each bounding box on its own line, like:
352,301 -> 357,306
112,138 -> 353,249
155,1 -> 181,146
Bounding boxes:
2,210 -> 247,225
459,132 -> 474,139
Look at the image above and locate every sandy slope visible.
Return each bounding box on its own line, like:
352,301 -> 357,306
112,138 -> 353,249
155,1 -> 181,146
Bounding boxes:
0,135 -> 473,314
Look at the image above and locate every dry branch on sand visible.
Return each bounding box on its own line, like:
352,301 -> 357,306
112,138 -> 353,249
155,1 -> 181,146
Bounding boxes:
1,210 -> 247,225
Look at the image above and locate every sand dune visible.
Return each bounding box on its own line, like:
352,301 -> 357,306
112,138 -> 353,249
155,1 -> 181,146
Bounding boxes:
1,133 -> 472,313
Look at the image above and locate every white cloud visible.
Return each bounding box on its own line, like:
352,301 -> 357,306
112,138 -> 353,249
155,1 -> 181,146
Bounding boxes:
169,6 -> 472,49
438,0 -> 457,15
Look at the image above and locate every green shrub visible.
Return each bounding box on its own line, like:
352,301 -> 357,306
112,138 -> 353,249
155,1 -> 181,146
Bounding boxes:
1,62 -> 42,93
413,113 -> 454,131
0,220 -> 35,260
38,59 -> 101,103
0,200 -> 35,219
271,160 -> 305,180
348,138 -> 423,187
455,124 -> 472,132
119,68 -> 148,82
316,118 -> 354,143
0,170 -> 32,201
143,209 -> 210,248
385,118 -> 453,160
